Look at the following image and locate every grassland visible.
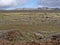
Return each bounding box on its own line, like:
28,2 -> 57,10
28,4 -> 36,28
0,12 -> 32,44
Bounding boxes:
0,10 -> 60,45
0,10 -> 60,32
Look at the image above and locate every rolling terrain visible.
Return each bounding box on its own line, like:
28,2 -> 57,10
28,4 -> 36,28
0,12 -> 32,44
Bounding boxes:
0,10 -> 60,45
0,10 -> 60,32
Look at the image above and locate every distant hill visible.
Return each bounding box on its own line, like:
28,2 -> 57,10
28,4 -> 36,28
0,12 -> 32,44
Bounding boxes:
15,7 -> 60,10
0,7 -> 60,13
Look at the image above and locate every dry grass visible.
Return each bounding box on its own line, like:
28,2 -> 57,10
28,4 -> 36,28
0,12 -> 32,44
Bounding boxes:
0,12 -> 60,32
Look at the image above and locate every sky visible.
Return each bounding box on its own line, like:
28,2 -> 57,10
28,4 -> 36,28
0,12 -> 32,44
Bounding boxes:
0,0 -> 60,10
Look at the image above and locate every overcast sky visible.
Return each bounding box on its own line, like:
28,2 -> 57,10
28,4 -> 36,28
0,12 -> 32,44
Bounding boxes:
0,0 -> 60,10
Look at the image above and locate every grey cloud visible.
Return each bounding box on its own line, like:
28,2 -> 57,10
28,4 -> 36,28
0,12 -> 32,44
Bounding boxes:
38,0 -> 60,8
0,0 -> 28,9
0,0 -> 18,9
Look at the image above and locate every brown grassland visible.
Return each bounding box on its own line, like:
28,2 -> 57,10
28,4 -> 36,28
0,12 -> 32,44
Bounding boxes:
0,10 -> 60,45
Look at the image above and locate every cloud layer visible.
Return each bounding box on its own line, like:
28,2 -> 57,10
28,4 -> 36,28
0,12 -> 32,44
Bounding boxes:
0,0 -> 60,9
0,0 -> 29,9
39,0 -> 60,8
0,0 -> 18,9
